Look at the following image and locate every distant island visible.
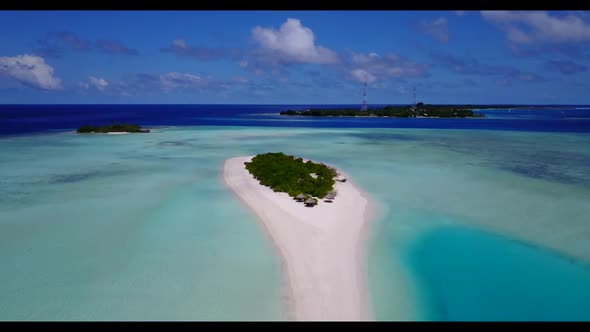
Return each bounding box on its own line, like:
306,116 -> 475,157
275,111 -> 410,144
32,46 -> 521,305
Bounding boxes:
280,102 -> 488,118
244,152 -> 340,206
76,122 -> 150,134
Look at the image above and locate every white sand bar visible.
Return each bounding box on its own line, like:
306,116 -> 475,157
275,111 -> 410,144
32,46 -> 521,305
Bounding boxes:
223,156 -> 376,321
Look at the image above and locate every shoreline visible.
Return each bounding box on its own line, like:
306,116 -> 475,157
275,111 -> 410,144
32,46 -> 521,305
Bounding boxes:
350,175 -> 381,321
223,156 -> 376,321
221,158 -> 297,320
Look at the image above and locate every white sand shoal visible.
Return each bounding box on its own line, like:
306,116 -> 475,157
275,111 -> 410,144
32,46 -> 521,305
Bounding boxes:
106,132 -> 130,135
223,156 -> 377,321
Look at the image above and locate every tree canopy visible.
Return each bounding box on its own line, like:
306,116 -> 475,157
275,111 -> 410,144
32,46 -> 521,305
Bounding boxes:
280,103 -> 486,118
244,152 -> 337,199
76,122 -> 149,133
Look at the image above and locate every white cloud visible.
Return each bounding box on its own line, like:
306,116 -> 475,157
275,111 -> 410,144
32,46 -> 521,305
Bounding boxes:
251,18 -> 339,64
351,69 -> 377,84
172,39 -> 187,49
481,11 -> 590,44
88,76 -> 109,91
159,72 -> 204,92
454,11 -> 466,17
348,52 -> 428,83
77,71 -> 236,97
0,54 -> 62,90
420,17 -> 449,43
158,72 -> 233,93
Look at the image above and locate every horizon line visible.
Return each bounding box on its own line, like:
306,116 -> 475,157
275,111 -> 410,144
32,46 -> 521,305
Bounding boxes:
1,103 -> 590,106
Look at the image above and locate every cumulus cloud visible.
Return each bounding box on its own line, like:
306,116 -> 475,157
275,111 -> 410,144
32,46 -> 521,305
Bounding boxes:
159,72 -> 208,92
251,18 -> 339,65
172,39 -> 186,48
89,71 -> 246,97
242,25 -> 429,85
88,76 -> 109,90
420,17 -> 450,43
350,69 -> 377,84
161,38 -> 241,61
545,59 -> 587,75
347,52 -> 429,83
454,11 -> 466,17
0,54 -> 62,90
481,11 -> 590,44
95,40 -> 139,56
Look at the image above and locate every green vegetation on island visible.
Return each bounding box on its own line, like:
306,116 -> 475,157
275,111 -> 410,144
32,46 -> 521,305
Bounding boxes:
76,122 -> 150,133
280,102 -> 486,118
244,152 -> 338,201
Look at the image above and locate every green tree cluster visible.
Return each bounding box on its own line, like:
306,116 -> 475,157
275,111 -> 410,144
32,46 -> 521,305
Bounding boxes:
280,104 -> 487,118
76,122 -> 149,133
244,152 -> 337,199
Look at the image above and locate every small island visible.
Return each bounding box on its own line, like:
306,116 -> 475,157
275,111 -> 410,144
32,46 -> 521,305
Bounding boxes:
224,155 -> 374,320
280,102 -> 486,118
244,152 -> 340,206
76,122 -> 150,134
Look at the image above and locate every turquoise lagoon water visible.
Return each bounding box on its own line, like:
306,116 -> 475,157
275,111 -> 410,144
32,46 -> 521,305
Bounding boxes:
0,128 -> 284,320
405,226 -> 590,321
1,126 -> 590,320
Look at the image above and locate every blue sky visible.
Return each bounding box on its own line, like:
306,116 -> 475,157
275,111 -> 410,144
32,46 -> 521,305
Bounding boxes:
0,10 -> 589,104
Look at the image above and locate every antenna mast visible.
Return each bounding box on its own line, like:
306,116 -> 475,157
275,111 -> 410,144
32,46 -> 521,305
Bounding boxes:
361,81 -> 368,112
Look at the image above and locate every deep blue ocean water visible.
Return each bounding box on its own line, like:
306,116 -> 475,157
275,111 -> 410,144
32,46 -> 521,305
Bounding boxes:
1,104 -> 590,136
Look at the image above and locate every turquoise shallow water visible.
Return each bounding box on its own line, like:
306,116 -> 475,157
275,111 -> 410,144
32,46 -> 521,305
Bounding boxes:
0,128 -> 283,320
354,129 -> 590,321
405,226 -> 590,321
1,126 -> 590,320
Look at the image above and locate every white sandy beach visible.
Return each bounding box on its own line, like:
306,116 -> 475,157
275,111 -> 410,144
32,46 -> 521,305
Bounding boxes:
223,156 -> 377,321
